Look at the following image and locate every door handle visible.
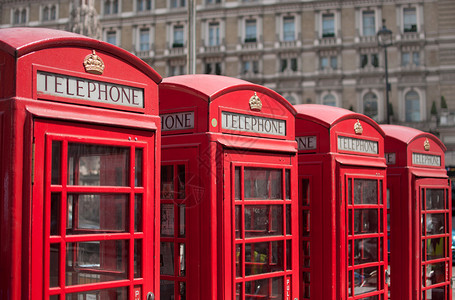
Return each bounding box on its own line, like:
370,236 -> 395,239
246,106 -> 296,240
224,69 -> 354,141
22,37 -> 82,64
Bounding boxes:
147,292 -> 155,300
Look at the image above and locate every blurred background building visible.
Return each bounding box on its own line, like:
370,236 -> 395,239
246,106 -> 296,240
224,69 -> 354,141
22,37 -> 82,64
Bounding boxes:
1,0 -> 455,169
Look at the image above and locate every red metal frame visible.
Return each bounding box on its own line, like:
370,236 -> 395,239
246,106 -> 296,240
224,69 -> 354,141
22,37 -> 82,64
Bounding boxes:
159,74 -> 299,300
0,28 -> 161,300
294,104 -> 388,300
381,124 -> 451,300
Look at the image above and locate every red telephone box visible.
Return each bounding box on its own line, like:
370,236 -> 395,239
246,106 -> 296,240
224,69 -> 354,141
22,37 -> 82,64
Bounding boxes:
294,104 -> 388,300
159,74 -> 299,300
0,28 -> 162,300
381,124 -> 451,300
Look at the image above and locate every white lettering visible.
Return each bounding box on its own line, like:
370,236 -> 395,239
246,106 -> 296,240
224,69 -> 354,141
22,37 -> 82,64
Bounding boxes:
221,111 -> 286,136
337,136 -> 378,154
36,71 -> 144,108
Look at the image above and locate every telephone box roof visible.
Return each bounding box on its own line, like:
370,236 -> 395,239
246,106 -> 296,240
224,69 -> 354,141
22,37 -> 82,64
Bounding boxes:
294,104 -> 384,134
381,124 -> 446,151
161,74 -> 296,114
0,27 -> 161,83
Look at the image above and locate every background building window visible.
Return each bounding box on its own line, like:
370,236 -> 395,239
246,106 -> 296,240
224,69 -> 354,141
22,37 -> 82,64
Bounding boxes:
169,64 -> 186,76
173,25 -> 184,48
322,94 -> 336,106
363,92 -> 378,120
139,28 -> 150,51
320,55 -> 337,70
280,58 -> 298,72
137,0 -> 152,11
42,6 -> 57,22
208,22 -> 220,46
13,8 -> 27,25
205,62 -> 222,75
206,0 -> 221,5
242,60 -> 259,75
403,7 -> 417,32
245,19 -> 257,43
361,53 -> 379,68
405,91 -> 420,122
322,13 -> 335,37
283,16 -> 295,41
104,0 -> 119,15
106,31 -> 117,45
362,11 -> 375,36
171,0 -> 185,9
402,51 -> 420,66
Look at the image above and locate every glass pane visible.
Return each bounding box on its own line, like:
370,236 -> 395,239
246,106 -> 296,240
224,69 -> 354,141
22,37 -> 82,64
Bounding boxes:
286,204 -> 291,235
177,165 -> 185,199
244,205 -> 283,237
424,262 -> 446,286
285,170 -> 290,199
67,143 -> 129,186
66,240 -> 128,285
425,238 -> 445,260
235,205 -> 241,239
354,209 -> 378,234
179,281 -> 186,300
66,194 -> 128,234
179,243 -> 186,276
236,244 -> 242,277
302,210 -> 310,237
245,277 -> 283,299
179,204 -> 186,237
286,240 -> 291,270
425,213 -> 446,235
245,241 -> 284,276
302,179 -> 310,206
426,189 -> 445,210
354,266 -> 378,295
235,167 -> 241,200
425,287 -> 446,299
161,165 -> 174,199
161,203 -> 174,237
50,296 -> 59,300
161,280 -> 175,300
302,272 -> 310,298
354,179 -> 378,205
134,239 -> 142,278
244,168 -> 282,200
135,195 -> 142,232
135,148 -> 143,187
348,178 -> 352,205
354,238 -> 378,265
65,287 -> 127,300
50,244 -> 59,287
302,241 -> 310,268
51,193 -> 61,236
236,283 -> 242,299
160,242 -> 174,275
51,141 -> 62,185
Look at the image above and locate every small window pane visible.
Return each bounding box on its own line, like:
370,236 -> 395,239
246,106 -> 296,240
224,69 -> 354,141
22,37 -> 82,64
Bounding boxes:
134,239 -> 142,278
354,209 -> 378,234
354,266 -> 378,295
425,238 -> 446,260
286,204 -> 291,235
135,195 -> 143,232
362,11 -> 375,36
424,262 -> 446,286
51,141 -> 62,185
354,179 -> 378,205
161,165 -> 174,199
161,280 -> 175,300
135,148 -> 143,187
244,241 -> 284,275
50,244 -> 59,287
65,287 -> 127,300
425,213 -> 445,235
235,167 -> 241,200
179,243 -> 186,276
236,244 -> 242,277
322,13 -> 335,37
244,205 -> 283,237
244,168 -> 282,200
426,189 -> 445,210
161,203 -> 175,237
285,169 -> 290,199
235,205 -> 241,239
160,242 -> 174,275
354,238 -> 378,265
51,193 -> 61,236
177,165 -> 185,199
179,204 -> 185,237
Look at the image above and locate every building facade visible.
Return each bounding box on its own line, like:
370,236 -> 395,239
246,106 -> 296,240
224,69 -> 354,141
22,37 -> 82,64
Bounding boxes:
1,0 -> 455,164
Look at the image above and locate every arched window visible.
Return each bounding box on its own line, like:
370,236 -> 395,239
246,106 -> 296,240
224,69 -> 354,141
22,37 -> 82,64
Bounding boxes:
363,92 -> 378,121
322,94 -> 336,106
405,90 -> 420,122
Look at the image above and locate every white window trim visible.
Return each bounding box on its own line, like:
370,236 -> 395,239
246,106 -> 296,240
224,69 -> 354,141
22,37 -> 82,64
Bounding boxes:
397,4 -> 421,34
358,89 -> 382,121
239,16 -> 262,44
134,0 -> 154,12
135,25 -> 153,52
168,22 -> 186,47
277,14 -> 299,42
11,7 -> 29,25
102,0 -> 122,15
40,4 -> 59,22
399,87 -> 426,122
104,28 -> 120,46
320,91 -> 340,107
203,19 -> 223,47
359,8 -> 379,37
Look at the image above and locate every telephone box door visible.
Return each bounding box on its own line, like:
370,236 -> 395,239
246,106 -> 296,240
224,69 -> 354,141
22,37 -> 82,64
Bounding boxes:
342,169 -> 388,300
224,151 -> 298,300
417,178 -> 452,300
32,119 -> 157,300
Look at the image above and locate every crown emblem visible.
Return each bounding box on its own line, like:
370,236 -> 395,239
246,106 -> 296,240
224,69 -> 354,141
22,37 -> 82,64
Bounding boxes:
249,92 -> 262,111
83,50 -> 105,75
424,138 -> 430,151
354,119 -> 363,135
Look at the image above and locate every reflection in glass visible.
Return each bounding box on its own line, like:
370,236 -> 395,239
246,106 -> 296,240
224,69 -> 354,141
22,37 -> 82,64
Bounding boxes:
179,281 -> 186,300
65,287 -> 127,300
423,262 -> 446,286
66,240 -> 128,285
236,244 -> 242,277
179,204 -> 186,237
354,238 -> 378,265
160,280 -> 175,300
302,241 -> 310,268
67,194 -> 128,234
426,189 -> 445,210
236,283 -> 242,300
161,204 -> 174,237
244,205 -> 283,237
160,242 -> 174,275
179,243 -> 186,276
245,277 -> 282,299
67,143 -> 129,186
354,179 -> 377,205
302,210 -> 310,237
425,213 -> 445,235
354,209 -> 378,234
425,238 -> 445,260
425,287 -> 446,300
244,168 -> 282,199
51,141 -> 62,185
177,165 -> 186,199
161,165 -> 174,199
50,244 -> 59,287
354,266 -> 378,295
302,272 -> 310,298
245,241 -> 283,276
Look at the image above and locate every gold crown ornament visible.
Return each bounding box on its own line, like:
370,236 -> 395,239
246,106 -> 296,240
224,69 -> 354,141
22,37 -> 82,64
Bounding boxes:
424,138 -> 430,151
249,92 -> 262,111
354,119 -> 363,135
83,50 -> 105,75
